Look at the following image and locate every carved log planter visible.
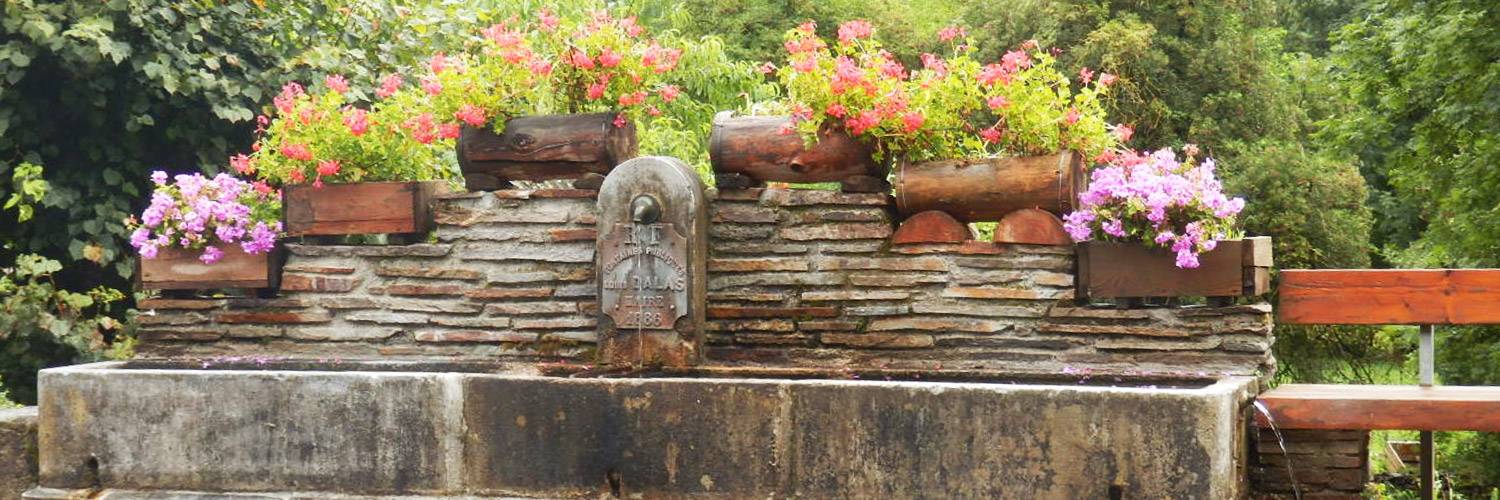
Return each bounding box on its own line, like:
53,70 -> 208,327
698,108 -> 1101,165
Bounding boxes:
283,181 -> 446,237
708,112 -> 885,192
895,152 -> 1085,222
138,245 -> 281,291
1076,236 -> 1273,303
457,112 -> 638,189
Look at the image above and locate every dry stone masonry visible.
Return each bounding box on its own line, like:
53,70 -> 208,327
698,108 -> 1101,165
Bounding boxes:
136,185 -> 1275,380
1252,429 -> 1369,499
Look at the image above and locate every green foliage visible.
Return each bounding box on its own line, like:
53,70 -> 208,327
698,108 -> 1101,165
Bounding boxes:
1221,141 -> 1371,270
1323,1 -> 1500,267
4,162 -> 47,223
639,35 -> 779,178
1,253 -> 126,404
644,0 -> 962,65
0,379 -> 18,409
1,1 -> 295,282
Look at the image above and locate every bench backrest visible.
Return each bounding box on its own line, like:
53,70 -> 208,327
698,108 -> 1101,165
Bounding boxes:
1278,269 -> 1500,325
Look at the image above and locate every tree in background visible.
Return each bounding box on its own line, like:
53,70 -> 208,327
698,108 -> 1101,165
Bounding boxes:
1321,0 -> 1500,490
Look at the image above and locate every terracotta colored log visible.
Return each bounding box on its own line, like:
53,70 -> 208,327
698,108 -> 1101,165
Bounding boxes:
1256,384 -> 1500,432
709,112 -> 883,184
1075,237 -> 1272,300
139,245 -> 281,291
891,210 -> 971,245
1279,269 -> 1500,325
991,209 -> 1070,246
895,152 -> 1085,222
284,181 -> 446,236
457,112 -> 637,186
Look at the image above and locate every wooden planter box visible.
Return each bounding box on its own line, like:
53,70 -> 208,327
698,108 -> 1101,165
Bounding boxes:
457,112 -> 637,189
1076,236 -> 1272,301
139,245 -> 281,291
894,152 -> 1085,222
708,112 -> 885,191
283,181 -> 446,237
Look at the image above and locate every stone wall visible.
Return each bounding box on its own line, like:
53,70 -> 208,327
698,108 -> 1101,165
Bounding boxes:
705,188 -> 1274,377
1251,429 -> 1369,499
1,407 -> 39,497
137,186 -> 1274,379
139,189 -> 600,367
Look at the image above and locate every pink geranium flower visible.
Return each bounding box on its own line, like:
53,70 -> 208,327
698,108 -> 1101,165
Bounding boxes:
837,20 -> 874,43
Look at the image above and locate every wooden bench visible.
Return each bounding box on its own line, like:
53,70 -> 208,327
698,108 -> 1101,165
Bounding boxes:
1255,384 -> 1500,432
1264,269 -> 1500,498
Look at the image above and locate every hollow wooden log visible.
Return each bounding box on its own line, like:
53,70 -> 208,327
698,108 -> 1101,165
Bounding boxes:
457,112 -> 637,186
991,209 -> 1070,246
709,112 -> 883,185
895,152 -> 1085,222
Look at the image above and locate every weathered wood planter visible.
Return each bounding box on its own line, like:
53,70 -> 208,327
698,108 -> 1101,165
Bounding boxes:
283,181 -> 446,237
895,152 -> 1085,221
708,112 -> 885,192
1076,236 -> 1273,302
457,112 -> 637,189
138,245 -> 281,291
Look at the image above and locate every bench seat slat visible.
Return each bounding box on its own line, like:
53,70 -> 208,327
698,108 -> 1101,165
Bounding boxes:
1256,384 -> 1500,432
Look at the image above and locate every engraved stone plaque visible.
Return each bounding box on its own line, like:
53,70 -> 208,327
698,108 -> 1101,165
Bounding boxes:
599,222 -> 689,330
596,157 -> 707,367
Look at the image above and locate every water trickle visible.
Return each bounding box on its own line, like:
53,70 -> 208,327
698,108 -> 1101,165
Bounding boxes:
1253,400 -> 1302,500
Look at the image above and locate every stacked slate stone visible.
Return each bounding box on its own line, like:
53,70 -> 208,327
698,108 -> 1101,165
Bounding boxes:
136,186 -> 1274,380
705,187 -> 1274,378
138,189 -> 601,364
1252,429 -> 1369,498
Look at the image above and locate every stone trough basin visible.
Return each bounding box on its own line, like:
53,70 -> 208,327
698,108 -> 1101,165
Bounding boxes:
31,361 -> 1257,499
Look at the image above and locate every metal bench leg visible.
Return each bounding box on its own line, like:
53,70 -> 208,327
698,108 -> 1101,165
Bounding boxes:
1420,324 -> 1435,500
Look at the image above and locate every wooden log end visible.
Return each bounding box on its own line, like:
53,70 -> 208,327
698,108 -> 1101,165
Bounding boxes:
991,208 -> 1071,246
1244,267 -> 1271,297
839,175 -> 889,193
571,173 -> 606,191
891,210 -> 970,245
714,173 -> 762,191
